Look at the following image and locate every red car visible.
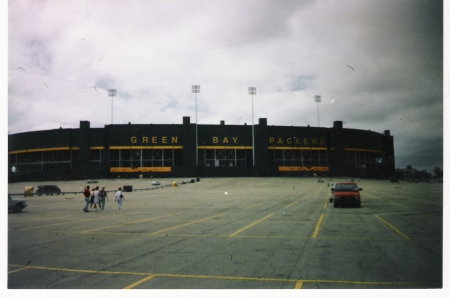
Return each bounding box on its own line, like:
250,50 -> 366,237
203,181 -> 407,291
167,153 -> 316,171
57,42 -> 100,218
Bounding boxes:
330,182 -> 362,208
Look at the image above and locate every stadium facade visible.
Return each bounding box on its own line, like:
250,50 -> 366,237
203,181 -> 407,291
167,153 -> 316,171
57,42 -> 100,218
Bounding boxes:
8,117 -> 395,182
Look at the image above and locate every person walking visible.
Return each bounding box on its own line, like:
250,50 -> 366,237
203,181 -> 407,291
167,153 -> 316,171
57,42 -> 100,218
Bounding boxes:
115,187 -> 125,212
93,186 -> 100,211
99,186 -> 108,212
83,186 -> 90,212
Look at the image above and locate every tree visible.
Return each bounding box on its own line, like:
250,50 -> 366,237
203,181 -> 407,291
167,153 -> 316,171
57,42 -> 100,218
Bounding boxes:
434,167 -> 443,178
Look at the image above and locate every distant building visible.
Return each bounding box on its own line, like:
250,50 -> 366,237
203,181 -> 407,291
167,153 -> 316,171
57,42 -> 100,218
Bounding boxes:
8,118 -> 395,182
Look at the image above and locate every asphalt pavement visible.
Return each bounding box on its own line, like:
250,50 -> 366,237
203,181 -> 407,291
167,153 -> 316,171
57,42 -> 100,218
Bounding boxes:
7,177 -> 443,290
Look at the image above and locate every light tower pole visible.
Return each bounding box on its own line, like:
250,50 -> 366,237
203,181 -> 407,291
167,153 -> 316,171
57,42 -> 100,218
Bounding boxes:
108,89 -> 117,124
314,95 -> 321,127
192,85 -> 200,167
248,87 -> 256,167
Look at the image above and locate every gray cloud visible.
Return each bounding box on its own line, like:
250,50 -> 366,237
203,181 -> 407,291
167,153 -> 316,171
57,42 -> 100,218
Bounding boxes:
7,0 -> 443,172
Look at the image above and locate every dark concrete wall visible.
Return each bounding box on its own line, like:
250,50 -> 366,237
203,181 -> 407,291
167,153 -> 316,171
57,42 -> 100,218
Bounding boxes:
8,118 -> 395,182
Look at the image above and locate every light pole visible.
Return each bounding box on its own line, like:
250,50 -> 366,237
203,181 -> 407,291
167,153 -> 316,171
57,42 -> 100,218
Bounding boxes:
192,85 -> 200,168
314,95 -> 321,127
249,87 -> 256,167
108,89 -> 117,124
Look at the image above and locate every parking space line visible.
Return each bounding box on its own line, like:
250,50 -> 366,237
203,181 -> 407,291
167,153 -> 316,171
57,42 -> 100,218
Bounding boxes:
18,218 -> 99,230
8,267 -> 31,274
8,264 -> 148,276
229,213 -> 274,237
312,214 -> 324,238
387,200 -> 408,208
247,202 -> 266,208
375,215 -> 410,240
8,264 -> 436,288
284,201 -> 299,209
150,213 -> 225,235
82,213 -> 180,233
124,275 -> 156,289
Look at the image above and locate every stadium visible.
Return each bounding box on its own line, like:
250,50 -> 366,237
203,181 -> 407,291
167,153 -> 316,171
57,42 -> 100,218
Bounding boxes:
8,117 -> 395,182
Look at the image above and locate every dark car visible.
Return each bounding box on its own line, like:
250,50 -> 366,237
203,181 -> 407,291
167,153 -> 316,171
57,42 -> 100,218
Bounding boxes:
331,182 -> 362,208
9,195 -> 27,213
35,185 -> 61,196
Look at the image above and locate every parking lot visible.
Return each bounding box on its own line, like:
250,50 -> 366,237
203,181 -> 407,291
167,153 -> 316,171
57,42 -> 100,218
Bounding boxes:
7,177 -> 443,289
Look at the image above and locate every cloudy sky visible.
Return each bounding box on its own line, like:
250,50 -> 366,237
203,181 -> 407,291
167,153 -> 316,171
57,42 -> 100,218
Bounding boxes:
7,0 -> 444,172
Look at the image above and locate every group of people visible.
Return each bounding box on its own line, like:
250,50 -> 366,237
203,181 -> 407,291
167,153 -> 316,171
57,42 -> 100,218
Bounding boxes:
83,186 -> 125,212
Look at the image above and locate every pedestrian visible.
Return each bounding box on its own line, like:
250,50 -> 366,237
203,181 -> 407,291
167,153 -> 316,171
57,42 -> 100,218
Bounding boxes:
93,186 -> 100,211
89,187 -> 95,211
115,187 -> 125,212
99,186 -> 108,212
83,186 -> 90,212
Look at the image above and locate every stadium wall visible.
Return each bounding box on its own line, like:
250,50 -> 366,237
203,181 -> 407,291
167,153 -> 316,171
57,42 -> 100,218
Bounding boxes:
8,117 -> 395,182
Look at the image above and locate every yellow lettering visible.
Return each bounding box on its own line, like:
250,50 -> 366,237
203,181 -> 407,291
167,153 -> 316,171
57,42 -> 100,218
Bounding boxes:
312,138 -> 317,144
303,138 -> 308,145
278,138 -> 283,145
213,137 -> 218,144
152,136 -> 157,144
142,137 -> 148,144
295,138 -> 300,145
131,136 -> 137,143
172,136 -> 178,144
232,137 -> 238,144
162,136 -> 167,144
287,138 -> 292,144
320,138 -> 325,145
269,137 -> 274,144
223,137 -> 229,144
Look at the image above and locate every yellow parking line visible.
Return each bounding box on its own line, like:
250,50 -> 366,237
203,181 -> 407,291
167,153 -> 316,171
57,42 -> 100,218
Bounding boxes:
375,215 -> 410,240
82,213 -> 179,233
150,213 -> 225,235
247,202 -> 266,208
229,213 -> 274,237
8,264 -> 148,276
8,264 -> 438,287
124,275 -> 156,289
284,201 -> 299,209
18,218 -> 98,230
388,200 -> 408,208
312,214 -> 324,238
8,267 -> 31,274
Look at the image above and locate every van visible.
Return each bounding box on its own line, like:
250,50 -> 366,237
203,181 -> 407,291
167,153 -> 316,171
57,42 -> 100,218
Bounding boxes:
35,185 -> 61,196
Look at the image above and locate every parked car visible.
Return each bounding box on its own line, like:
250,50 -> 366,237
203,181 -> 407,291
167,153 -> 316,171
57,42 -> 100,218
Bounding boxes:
9,195 -> 27,213
152,181 -> 160,186
35,185 -> 61,196
331,182 -> 362,208
87,179 -> 98,183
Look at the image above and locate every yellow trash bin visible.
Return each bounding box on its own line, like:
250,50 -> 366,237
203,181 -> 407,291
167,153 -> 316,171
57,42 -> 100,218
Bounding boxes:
172,181 -> 178,187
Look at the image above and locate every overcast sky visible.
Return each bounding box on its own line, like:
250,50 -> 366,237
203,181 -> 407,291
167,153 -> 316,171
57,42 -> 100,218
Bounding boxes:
6,0 -> 444,173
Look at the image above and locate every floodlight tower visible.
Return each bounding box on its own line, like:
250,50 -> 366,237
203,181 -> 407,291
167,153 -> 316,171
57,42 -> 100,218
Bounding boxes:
192,85 -> 200,167
314,95 -> 322,127
108,89 -> 117,124
249,87 -> 256,167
